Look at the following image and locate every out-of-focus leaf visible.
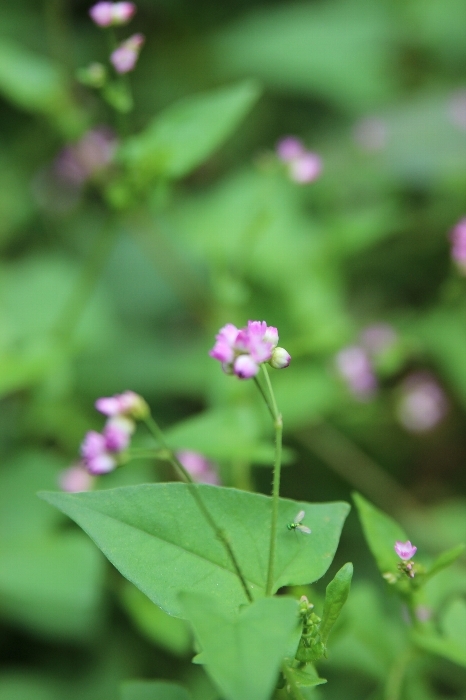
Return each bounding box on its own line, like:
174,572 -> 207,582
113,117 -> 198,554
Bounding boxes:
40,484 -> 349,616
424,544 -> 465,583
0,533 -> 103,639
119,81 -> 260,183
180,594 -> 298,700
210,0 -> 395,111
412,598 -> 466,668
121,680 -> 192,700
0,674 -> 61,700
353,492 -> 407,575
120,582 -> 192,656
0,38 -> 83,135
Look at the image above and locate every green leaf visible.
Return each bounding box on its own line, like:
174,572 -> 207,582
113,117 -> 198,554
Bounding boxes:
180,593 -> 298,700
320,562 -> 353,645
40,484 -> 349,616
121,680 -> 192,700
353,492 -> 407,575
0,533 -> 104,639
424,544 -> 465,583
412,598 -> 466,668
120,582 -> 192,656
119,81 -> 260,182
210,0 -> 394,112
282,663 -> 327,698
0,38 -> 83,135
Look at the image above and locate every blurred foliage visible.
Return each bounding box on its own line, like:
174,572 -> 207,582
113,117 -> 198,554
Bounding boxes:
1,0 -> 466,698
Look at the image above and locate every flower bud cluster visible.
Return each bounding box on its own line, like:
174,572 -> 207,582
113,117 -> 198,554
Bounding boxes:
210,320 -> 291,379
276,136 -> 322,184
384,540 -> 419,584
295,595 -> 325,663
79,391 -> 147,475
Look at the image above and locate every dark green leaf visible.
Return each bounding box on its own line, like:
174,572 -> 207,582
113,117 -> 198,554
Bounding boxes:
353,492 -> 407,575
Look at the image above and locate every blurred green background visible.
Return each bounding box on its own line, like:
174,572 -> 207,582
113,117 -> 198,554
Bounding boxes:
1,0 -> 466,698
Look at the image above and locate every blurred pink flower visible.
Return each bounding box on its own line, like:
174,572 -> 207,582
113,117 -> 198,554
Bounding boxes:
450,217 -> 466,273
95,390 -> 147,419
110,33 -> 144,73
396,372 -> 448,433
276,135 -> 322,184
360,323 -> 398,357
89,1 -> 136,27
335,345 -> 377,399
176,450 -> 220,485
59,465 -> 94,492
55,127 -> 117,186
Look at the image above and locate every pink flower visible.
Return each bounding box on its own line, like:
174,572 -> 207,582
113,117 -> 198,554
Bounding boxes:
110,33 -> 144,73
59,465 -> 94,492
95,390 -> 148,419
210,320 -> 287,379
288,152 -> 322,184
276,136 -> 306,162
276,135 -> 322,184
81,430 -> 117,474
450,218 -> 466,273
176,450 -> 220,485
394,540 -> 417,561
360,323 -> 397,357
396,372 -> 448,433
55,127 -> 117,186
103,416 -> 134,452
89,2 -> 136,27
335,345 -> 377,399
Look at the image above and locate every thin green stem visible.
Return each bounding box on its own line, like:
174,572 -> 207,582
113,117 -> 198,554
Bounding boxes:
143,416 -> 253,603
257,364 -> 283,596
53,216 -> 117,345
253,375 -> 274,420
280,662 -> 306,700
384,647 -> 415,700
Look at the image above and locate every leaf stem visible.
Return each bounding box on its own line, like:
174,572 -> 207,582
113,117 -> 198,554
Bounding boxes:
143,415 -> 253,603
258,364 -> 283,596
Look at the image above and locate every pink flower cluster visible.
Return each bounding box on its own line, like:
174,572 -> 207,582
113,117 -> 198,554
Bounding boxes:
110,33 -> 145,73
89,2 -> 136,27
276,136 -> 322,184
450,217 -> 466,273
79,391 -> 147,475
210,321 -> 291,379
55,127 -> 117,186
176,450 -> 220,485
394,540 -> 417,561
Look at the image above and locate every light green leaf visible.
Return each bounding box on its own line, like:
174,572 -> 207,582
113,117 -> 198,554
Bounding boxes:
320,562 -> 353,645
210,0 -> 394,111
180,593 -> 298,700
121,680 -> 192,700
282,663 -> 327,698
353,492 -> 407,575
40,484 -> 349,616
119,81 -> 260,182
412,598 -> 466,668
424,544 -> 465,583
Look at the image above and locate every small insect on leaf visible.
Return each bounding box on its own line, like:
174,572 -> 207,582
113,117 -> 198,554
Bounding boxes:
287,510 -> 312,534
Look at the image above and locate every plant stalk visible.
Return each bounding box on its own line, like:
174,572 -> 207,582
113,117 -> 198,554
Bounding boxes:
143,416 -> 253,603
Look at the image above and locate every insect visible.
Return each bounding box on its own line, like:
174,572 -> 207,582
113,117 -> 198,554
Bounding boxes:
287,510 -> 311,534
